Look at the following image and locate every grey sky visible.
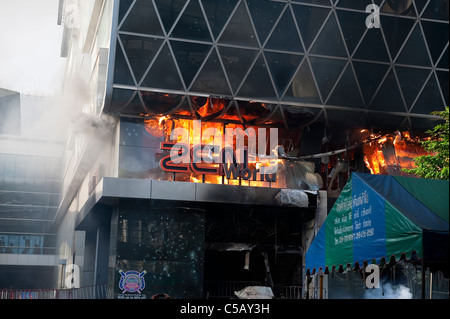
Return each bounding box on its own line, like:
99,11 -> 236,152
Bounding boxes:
0,0 -> 66,96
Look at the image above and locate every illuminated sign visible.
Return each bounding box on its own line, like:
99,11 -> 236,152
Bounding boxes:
160,142 -> 277,182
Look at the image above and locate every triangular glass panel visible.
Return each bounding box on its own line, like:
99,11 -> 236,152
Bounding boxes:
218,46 -> 259,93
265,52 -> 304,96
336,0 -> 373,11
381,0 -> 416,16
283,59 -> 321,104
292,4 -> 331,51
170,41 -> 212,88
309,13 -> 347,57
380,15 -> 415,60
422,0 -> 449,20
202,0 -> 239,40
396,24 -> 432,67
120,34 -> 164,83
309,57 -> 347,102
291,0 -> 332,5
421,20 -> 450,64
246,0 -> 286,44
265,8 -> 304,53
141,43 -> 184,91
154,0 -> 188,34
336,10 -> 368,56
237,55 -> 277,99
369,69 -> 406,112
170,0 -> 212,42
410,116 -> 443,133
437,46 -> 448,68
190,49 -> 232,95
327,64 -> 364,109
353,61 -> 390,105
120,0 -> 164,36
411,73 -> 445,114
109,89 -> 136,112
113,41 -> 135,86
413,0 -> 429,16
354,28 -> 390,62
119,0 -> 134,26
436,71 -> 449,105
395,66 -> 431,109
325,109 -> 365,131
218,1 -> 259,48
366,112 -> 408,132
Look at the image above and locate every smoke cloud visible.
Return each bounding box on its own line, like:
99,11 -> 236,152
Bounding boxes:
364,282 -> 413,299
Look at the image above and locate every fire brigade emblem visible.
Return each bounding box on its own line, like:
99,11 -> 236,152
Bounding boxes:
119,270 -> 147,294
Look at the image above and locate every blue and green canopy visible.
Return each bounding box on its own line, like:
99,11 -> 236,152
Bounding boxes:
305,173 -> 449,273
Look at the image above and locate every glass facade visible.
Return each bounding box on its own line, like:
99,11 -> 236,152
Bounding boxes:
109,0 -> 449,134
0,152 -> 61,255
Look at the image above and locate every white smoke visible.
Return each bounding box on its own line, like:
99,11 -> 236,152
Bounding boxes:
364,283 -> 413,299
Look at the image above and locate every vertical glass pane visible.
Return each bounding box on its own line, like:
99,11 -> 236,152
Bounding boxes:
325,109 -> 365,131
121,35 -> 164,83
395,66 -> 431,109
292,5 -> 331,51
190,49 -> 232,95
292,0 -> 332,5
120,0 -> 164,36
437,46 -> 448,68
171,41 -> 212,88
436,71 -> 449,105
237,55 -> 277,99
336,0 -> 373,10
421,20 -> 450,64
336,10 -> 368,55
354,28 -> 390,62
265,52 -> 304,96
369,69 -> 406,112
154,0 -> 188,33
310,57 -> 347,101
422,0 -> 449,20
353,62 -> 390,106
309,14 -> 347,57
283,59 -> 321,104
218,1 -> 259,48
202,0 -> 239,40
396,24 -> 432,66
327,64 -> 364,109
114,41 -> 135,85
246,0 -> 286,44
119,0 -> 134,25
411,73 -> 445,114
170,0 -> 212,42
108,89 -> 136,112
141,44 -> 184,91
265,8 -> 304,53
218,46 -> 259,92
381,15 -> 415,59
381,0 -> 416,16
414,0 -> 429,16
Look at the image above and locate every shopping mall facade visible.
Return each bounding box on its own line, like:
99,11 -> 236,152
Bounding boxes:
0,0 -> 448,299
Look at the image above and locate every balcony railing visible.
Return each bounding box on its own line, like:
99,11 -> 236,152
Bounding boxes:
0,284 -> 107,299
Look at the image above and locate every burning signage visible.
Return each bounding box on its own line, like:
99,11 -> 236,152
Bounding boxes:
159,120 -> 280,183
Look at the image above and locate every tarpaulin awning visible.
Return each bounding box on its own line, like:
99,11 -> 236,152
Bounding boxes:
305,173 -> 449,274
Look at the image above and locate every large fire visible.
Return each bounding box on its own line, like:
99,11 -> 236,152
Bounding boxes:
361,130 -> 432,175
143,114 -> 286,188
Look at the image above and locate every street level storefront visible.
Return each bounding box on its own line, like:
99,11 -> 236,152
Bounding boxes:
305,173 -> 449,299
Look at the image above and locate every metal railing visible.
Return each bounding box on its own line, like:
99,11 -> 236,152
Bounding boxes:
0,284 -> 107,299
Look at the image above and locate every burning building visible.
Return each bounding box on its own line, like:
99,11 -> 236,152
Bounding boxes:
2,0 -> 447,299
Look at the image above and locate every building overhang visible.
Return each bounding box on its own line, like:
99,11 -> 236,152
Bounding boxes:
75,177 -> 318,230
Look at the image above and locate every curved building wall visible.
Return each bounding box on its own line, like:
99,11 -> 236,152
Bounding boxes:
108,0 -> 449,134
